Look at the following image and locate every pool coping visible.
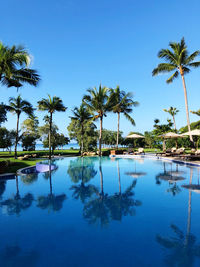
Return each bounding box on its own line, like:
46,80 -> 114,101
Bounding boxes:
0,173 -> 16,178
110,154 -> 200,167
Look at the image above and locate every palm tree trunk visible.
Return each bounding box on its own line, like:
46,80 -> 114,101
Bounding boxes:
49,163 -> 52,195
117,161 -> 121,194
14,113 -> 20,159
172,115 -> 176,131
49,113 -> 52,159
181,74 -> 193,142
99,116 -> 103,156
116,112 -> 120,149
185,168 -> 193,246
81,124 -> 84,157
99,160 -> 103,195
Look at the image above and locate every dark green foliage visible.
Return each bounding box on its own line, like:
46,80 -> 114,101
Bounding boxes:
0,128 -> 15,151
21,135 -> 38,151
101,129 -> 124,147
67,119 -> 97,152
0,103 -> 7,126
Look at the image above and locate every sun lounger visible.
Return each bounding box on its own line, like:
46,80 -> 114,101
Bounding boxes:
135,148 -> 145,155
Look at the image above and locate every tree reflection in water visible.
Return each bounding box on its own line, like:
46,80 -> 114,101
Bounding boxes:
68,157 -> 98,203
0,181 -> 6,199
157,167 -> 200,266
37,161 -> 66,212
83,159 -> 141,226
156,163 -> 184,196
0,244 -> 39,267
0,176 -> 34,216
20,172 -> 38,185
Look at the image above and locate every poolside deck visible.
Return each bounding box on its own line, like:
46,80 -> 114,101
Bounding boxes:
110,153 -> 200,167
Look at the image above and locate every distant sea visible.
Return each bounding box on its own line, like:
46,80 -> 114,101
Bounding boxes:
0,143 -> 79,152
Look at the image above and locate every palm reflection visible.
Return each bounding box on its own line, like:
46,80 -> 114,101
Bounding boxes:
0,176 -> 34,216
0,181 -> 6,199
68,157 -> 98,203
0,244 -> 39,267
156,163 -> 184,196
83,159 -> 141,226
37,161 -> 66,212
157,167 -> 200,266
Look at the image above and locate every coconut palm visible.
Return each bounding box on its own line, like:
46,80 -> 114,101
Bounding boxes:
83,85 -> 110,156
70,104 -> 93,156
190,109 -> 200,117
8,95 -> 34,158
0,42 -> 40,89
163,107 -> 179,130
152,37 -> 200,142
109,86 -> 139,148
38,95 -> 67,159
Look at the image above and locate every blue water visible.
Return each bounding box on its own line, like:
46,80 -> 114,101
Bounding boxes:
0,156 -> 200,266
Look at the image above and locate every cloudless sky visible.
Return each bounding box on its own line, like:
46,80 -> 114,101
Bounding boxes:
1,0 -> 200,137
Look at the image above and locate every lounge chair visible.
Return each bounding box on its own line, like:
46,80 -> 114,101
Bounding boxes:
135,148 -> 145,155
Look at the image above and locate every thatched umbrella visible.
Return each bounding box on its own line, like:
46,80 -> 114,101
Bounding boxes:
181,129 -> 200,149
126,133 -> 145,150
158,132 -> 184,150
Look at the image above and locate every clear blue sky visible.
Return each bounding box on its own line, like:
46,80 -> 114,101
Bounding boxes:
1,0 -> 200,137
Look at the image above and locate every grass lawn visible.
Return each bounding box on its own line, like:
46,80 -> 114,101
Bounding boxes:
0,158 -> 42,174
0,149 -> 80,158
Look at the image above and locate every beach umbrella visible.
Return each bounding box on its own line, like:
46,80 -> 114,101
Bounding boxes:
126,133 -> 145,149
181,129 -> 200,149
126,133 -> 145,139
158,132 -> 183,139
158,132 -> 184,150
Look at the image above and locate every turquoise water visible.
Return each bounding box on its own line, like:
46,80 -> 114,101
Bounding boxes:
0,156 -> 200,266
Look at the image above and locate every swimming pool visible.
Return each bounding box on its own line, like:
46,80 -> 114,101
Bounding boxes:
0,156 -> 200,266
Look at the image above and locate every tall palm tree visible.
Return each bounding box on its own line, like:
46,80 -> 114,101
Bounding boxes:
109,86 -> 139,148
0,42 -> 40,89
8,95 -> 34,158
163,107 -> 179,130
83,85 -> 109,156
38,95 -> 67,159
70,104 -> 93,156
152,37 -> 200,142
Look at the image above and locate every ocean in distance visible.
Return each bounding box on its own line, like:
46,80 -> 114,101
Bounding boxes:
0,143 -> 79,152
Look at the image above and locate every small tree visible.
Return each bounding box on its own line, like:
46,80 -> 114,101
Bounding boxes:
163,107 -> 179,130
70,104 -> 93,156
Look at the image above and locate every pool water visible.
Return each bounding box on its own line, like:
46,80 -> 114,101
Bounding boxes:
0,156 -> 200,267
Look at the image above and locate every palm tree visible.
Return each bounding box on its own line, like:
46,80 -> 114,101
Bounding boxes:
163,107 -> 179,130
70,104 -> 93,156
38,95 -> 67,159
8,95 -> 34,158
109,86 -> 139,148
190,109 -> 200,117
0,42 -> 40,89
152,37 -> 200,142
83,85 -> 110,156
